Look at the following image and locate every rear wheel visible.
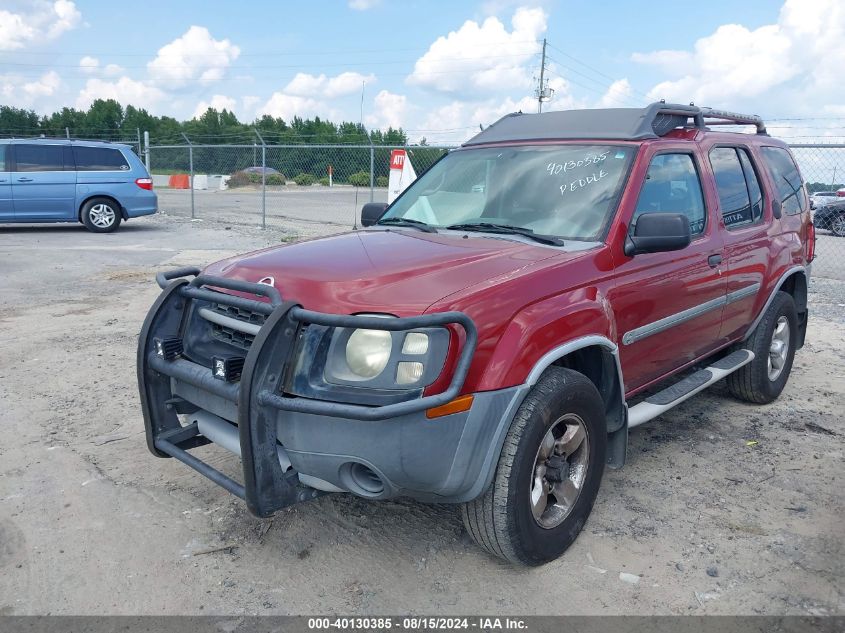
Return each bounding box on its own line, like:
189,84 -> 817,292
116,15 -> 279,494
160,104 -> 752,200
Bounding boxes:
461,367 -> 606,565
727,291 -> 797,404
81,198 -> 121,233
830,213 -> 845,237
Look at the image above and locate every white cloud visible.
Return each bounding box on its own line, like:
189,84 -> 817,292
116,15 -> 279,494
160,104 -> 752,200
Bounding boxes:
407,7 -> 545,94
259,93 -> 340,121
365,90 -> 409,130
349,0 -> 380,9
597,79 -> 634,108
284,72 -> 375,99
103,63 -> 124,77
147,26 -> 241,86
192,94 -> 238,118
79,56 -> 99,73
0,71 -> 62,110
0,0 -> 81,50
78,56 -> 124,77
632,0 -> 845,116
76,77 -> 166,111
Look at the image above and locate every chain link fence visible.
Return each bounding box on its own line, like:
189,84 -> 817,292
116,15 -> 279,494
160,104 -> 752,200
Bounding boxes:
149,142 -> 845,279
149,143 -> 451,231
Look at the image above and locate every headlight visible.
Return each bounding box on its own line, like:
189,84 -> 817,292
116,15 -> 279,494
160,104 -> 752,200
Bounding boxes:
345,328 -> 393,378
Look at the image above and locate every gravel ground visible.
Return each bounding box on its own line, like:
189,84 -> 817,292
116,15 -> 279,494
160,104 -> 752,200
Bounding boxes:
0,214 -> 842,616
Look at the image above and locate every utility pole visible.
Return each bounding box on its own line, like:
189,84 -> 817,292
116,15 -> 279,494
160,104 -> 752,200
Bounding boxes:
535,38 -> 553,113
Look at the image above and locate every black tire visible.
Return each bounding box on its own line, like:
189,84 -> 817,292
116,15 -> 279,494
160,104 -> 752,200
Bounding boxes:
460,367 -> 606,566
830,213 -> 845,237
80,197 -> 122,233
727,291 -> 797,404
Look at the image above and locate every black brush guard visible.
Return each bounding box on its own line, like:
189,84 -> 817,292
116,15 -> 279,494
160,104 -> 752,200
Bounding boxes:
137,267 -> 477,517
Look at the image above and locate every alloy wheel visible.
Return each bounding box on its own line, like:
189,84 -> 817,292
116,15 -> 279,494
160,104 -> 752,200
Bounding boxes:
529,413 -> 590,529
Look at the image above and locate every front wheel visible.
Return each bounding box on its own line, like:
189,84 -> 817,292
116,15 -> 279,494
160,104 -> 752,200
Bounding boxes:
461,367 -> 606,565
81,198 -> 122,233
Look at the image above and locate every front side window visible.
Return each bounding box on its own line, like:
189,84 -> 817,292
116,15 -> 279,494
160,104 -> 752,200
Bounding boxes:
14,144 -> 65,172
709,147 -> 764,229
761,146 -> 807,216
631,153 -> 707,235
73,146 -> 130,171
381,144 -> 636,241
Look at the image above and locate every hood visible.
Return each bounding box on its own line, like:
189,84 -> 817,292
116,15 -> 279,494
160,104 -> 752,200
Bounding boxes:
203,229 -> 561,315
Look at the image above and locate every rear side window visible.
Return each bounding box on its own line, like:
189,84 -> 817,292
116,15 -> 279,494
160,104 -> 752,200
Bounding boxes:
631,153 -> 707,235
14,144 -> 68,172
761,146 -> 807,215
0,145 -> 6,171
73,146 -> 130,171
709,147 -> 764,229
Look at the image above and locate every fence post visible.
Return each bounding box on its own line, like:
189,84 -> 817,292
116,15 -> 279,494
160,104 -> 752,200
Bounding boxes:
181,133 -> 195,220
369,144 -> 375,203
136,128 -> 141,158
143,131 -> 150,173
255,128 -> 267,229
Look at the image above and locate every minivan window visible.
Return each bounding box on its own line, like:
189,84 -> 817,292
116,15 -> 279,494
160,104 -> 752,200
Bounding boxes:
73,146 -> 130,171
0,145 -> 6,171
15,144 -> 68,172
381,145 -> 636,242
761,146 -> 807,216
631,153 -> 707,235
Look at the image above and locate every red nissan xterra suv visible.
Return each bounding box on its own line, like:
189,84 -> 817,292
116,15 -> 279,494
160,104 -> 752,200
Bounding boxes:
138,103 -> 814,565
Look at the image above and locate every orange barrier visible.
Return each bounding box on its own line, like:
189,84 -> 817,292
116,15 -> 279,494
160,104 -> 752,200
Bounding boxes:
169,174 -> 190,189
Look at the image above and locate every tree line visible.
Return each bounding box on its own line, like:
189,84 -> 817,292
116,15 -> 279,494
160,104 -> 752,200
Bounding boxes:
0,99 -> 448,182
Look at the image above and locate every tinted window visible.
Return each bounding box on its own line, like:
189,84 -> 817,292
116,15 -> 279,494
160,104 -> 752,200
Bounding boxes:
14,144 -> 66,172
73,146 -> 130,171
761,146 -> 806,215
710,148 -> 750,227
632,153 -> 706,235
738,149 -> 764,224
0,145 -> 6,170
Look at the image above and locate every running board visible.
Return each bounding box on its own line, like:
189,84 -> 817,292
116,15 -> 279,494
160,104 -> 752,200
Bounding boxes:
628,350 -> 754,429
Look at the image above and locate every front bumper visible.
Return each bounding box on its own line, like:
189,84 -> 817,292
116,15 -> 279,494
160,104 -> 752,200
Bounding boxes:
137,267 -> 507,517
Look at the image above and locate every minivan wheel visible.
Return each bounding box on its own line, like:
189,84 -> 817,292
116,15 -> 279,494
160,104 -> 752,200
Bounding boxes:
81,198 -> 121,233
727,291 -> 798,404
460,367 -> 606,566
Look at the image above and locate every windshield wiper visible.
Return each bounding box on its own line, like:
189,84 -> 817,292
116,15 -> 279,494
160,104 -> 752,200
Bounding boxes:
376,217 -> 438,233
446,222 -> 564,246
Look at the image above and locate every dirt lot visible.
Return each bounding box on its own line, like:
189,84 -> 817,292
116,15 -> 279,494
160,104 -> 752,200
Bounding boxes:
0,214 -> 843,616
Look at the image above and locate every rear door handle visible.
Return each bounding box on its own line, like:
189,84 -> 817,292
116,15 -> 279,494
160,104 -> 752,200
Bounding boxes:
16,177 -> 33,183
708,254 -> 723,267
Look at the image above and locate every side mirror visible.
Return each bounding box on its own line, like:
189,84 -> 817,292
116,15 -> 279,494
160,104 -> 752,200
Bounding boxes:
624,212 -> 692,256
772,199 -> 782,219
361,202 -> 388,227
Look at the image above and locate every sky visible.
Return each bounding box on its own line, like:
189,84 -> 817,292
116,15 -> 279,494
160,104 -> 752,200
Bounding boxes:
1,0 -> 844,144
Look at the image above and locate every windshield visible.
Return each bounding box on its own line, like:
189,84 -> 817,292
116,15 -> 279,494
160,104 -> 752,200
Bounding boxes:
381,144 -> 636,242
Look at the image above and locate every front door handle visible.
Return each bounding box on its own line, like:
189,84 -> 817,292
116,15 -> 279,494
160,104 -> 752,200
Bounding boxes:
708,254 -> 723,268
16,177 -> 33,183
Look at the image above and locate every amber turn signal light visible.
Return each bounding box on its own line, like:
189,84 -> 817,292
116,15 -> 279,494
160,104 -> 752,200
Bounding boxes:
426,394 -> 474,419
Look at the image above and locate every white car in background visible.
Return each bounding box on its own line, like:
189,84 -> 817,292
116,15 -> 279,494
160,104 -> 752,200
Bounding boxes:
810,190 -> 841,210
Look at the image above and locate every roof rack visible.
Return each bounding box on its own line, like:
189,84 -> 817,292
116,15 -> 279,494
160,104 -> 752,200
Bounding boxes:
696,107 -> 766,134
463,102 -> 767,146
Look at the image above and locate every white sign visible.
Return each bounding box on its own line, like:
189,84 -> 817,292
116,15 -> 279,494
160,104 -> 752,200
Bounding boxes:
387,149 -> 417,204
